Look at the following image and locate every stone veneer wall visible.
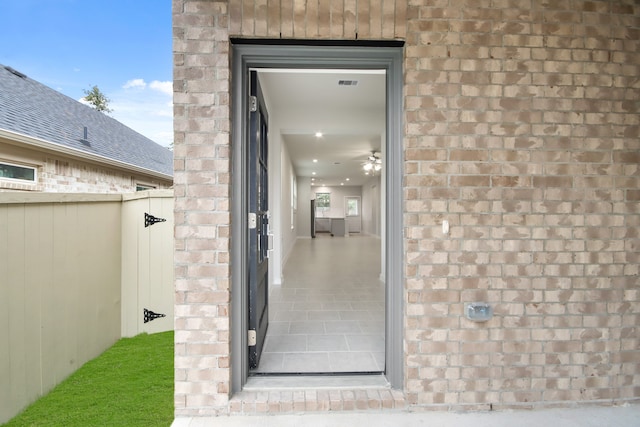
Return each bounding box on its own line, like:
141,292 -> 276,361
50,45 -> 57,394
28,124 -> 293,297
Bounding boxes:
173,0 -> 640,416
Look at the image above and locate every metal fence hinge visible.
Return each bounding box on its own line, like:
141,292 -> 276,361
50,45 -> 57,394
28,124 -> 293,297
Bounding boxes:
249,95 -> 257,112
144,308 -> 166,323
248,330 -> 257,346
145,212 -> 166,227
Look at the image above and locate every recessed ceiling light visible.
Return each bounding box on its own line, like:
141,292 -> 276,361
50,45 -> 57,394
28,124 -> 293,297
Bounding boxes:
341,183 -> 344,186
313,159 -> 318,163
315,132 -> 323,138
312,172 -> 316,175
346,178 -> 350,181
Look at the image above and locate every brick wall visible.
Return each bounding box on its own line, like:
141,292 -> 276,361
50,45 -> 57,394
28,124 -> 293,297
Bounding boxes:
0,142 -> 172,193
39,157 -> 171,193
402,0 -> 639,409
173,0 -> 640,415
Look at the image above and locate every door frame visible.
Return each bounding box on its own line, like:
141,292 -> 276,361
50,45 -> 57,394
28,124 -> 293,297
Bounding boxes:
345,195 -> 362,233
230,40 -> 404,392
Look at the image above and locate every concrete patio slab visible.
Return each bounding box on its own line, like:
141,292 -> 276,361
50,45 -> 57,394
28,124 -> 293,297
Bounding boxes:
172,403 -> 640,427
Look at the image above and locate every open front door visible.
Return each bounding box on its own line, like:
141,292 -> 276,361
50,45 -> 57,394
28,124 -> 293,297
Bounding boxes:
232,43 -> 404,392
248,70 -> 269,369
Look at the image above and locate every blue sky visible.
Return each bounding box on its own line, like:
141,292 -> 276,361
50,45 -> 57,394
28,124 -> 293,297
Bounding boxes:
0,0 -> 173,147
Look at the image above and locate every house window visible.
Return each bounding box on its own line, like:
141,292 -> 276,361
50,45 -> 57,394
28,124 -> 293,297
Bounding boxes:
136,184 -> 156,191
346,197 -> 359,216
315,192 -> 330,212
0,161 -> 36,182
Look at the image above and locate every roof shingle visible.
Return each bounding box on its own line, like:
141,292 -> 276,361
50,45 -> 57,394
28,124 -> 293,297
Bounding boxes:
0,65 -> 173,177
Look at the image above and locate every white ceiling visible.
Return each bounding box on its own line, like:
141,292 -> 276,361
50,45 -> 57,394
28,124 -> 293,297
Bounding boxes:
258,70 -> 386,186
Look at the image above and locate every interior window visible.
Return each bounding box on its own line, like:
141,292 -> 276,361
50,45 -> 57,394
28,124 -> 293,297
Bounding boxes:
315,192 -> 330,212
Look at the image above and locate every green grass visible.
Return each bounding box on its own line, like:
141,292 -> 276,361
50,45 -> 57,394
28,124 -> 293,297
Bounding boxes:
3,331 -> 174,427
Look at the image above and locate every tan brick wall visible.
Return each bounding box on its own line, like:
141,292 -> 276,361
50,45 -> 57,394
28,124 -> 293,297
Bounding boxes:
173,0 -> 640,416
39,158 -> 171,193
0,142 -> 172,193
403,0 -> 639,409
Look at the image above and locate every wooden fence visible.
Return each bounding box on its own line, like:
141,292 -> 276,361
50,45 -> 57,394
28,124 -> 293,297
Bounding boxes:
0,190 -> 174,424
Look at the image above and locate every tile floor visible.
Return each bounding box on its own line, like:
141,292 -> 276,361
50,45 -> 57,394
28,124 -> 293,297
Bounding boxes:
252,234 -> 385,374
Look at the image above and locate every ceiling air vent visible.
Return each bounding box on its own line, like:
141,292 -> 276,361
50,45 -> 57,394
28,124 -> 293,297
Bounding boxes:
338,80 -> 358,86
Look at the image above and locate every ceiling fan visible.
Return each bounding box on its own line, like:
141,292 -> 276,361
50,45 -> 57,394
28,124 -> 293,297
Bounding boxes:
362,151 -> 382,175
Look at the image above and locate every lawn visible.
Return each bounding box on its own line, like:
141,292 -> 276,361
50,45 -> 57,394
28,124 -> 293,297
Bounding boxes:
3,331 -> 174,427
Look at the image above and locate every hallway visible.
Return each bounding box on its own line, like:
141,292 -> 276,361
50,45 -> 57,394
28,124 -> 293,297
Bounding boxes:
253,234 -> 384,374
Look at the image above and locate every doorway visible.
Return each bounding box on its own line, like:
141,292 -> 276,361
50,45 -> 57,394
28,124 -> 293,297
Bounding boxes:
253,68 -> 385,375
230,41 -> 404,392
345,196 -> 362,233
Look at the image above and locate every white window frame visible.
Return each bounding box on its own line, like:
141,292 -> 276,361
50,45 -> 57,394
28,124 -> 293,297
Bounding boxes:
315,192 -> 330,213
136,183 -> 157,191
345,196 -> 360,217
0,160 -> 37,184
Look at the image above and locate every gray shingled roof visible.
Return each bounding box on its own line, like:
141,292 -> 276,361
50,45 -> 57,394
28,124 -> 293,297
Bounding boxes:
0,65 -> 173,178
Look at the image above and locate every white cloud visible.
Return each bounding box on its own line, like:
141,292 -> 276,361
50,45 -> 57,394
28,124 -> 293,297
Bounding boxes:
123,78 -> 147,89
149,80 -> 172,96
109,78 -> 174,147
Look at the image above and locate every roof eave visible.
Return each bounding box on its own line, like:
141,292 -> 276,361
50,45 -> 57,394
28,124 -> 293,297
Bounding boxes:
0,128 -> 173,182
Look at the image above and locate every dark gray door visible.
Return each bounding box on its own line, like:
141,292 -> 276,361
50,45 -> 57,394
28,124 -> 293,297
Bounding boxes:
248,70 -> 269,369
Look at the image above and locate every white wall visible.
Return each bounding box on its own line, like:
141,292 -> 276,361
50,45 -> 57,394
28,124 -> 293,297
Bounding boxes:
280,142 -> 297,270
296,176 -> 312,238
312,185 -> 362,218
266,138 -> 299,283
362,176 -> 382,237
261,74 -> 298,285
